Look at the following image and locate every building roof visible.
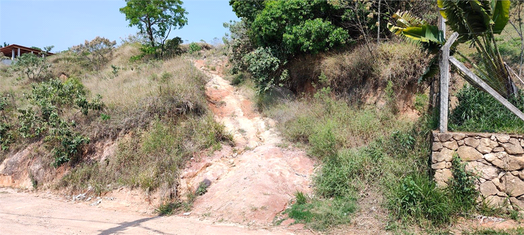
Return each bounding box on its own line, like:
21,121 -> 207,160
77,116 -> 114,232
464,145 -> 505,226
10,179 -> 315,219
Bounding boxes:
0,44 -> 54,57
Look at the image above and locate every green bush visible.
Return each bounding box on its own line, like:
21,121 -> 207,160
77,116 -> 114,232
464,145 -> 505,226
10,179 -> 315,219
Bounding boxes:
242,47 -> 288,92
17,78 -> 103,166
11,53 -> 52,81
390,174 -> 454,226
188,42 -> 202,54
450,85 -> 524,133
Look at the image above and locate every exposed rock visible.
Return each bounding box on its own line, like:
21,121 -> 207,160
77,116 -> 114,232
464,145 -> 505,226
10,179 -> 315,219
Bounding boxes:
457,146 -> 483,161
431,162 -> 447,170
492,177 -> 505,192
492,147 -> 505,153
521,139 -> 524,147
503,174 -> 524,197
497,192 -> 508,197
506,156 -> 524,171
446,162 -> 452,169
453,133 -> 466,140
485,195 -> 506,208
432,131 -> 440,142
484,152 -> 507,169
434,169 -> 452,187
495,134 -> 511,143
520,171 -> 524,180
464,138 -> 480,148
439,133 -> 453,142
466,161 -> 499,180
457,140 -> 465,146
432,148 -> 454,163
443,141 -> 459,150
432,142 -> 443,151
477,133 -> 493,138
502,139 -> 524,155
477,138 -> 498,154
480,181 -> 500,197
510,197 -> 524,210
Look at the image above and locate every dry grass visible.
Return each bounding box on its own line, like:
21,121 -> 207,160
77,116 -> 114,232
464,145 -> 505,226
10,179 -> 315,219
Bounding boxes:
320,41 -> 430,102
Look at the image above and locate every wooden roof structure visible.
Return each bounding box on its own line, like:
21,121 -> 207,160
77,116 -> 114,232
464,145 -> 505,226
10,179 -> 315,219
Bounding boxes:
0,44 -> 54,58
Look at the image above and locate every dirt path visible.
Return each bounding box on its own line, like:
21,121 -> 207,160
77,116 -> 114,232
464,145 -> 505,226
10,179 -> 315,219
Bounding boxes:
179,62 -> 315,229
0,188 -> 296,235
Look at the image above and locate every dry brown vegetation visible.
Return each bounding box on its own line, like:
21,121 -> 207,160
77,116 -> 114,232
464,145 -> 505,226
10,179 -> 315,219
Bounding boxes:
0,42 -> 229,204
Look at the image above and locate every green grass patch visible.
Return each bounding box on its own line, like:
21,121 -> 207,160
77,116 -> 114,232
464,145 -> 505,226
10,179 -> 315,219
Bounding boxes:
450,85 -> 524,134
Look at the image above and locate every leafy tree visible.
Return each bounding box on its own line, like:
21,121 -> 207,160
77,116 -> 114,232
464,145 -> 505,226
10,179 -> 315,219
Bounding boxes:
71,37 -> 116,71
229,0 -> 266,23
250,0 -> 350,55
120,0 -> 188,56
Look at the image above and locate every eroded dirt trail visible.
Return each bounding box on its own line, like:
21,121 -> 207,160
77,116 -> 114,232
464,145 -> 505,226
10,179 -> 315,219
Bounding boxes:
179,63 -> 315,228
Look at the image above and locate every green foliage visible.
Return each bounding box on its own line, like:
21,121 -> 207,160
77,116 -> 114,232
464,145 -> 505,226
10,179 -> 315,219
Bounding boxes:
250,0 -> 349,55
120,0 -> 188,55
449,85 -> 524,133
282,18 -> 349,54
11,53 -> 52,81
285,196 -> 355,230
308,124 -> 337,159
70,36 -> 116,71
448,155 -> 479,213
391,174 -> 454,226
229,0 -> 266,23
156,202 -> 183,216
242,47 -> 287,92
188,42 -> 202,54
17,78 -> 104,166
0,96 -> 13,151
388,11 -> 445,53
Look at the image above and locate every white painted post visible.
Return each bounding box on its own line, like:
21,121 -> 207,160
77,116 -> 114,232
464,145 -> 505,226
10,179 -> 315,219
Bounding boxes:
17,48 -> 20,57
439,32 -> 459,133
11,49 -> 14,60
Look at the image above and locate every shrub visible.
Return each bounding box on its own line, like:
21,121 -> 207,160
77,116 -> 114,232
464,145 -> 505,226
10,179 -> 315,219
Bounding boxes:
11,53 -> 52,81
71,36 -> 116,71
188,42 -> 202,54
243,47 -> 288,93
17,78 -> 103,166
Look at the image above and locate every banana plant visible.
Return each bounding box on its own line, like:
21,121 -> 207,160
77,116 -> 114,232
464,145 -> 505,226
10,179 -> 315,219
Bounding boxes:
388,11 -> 446,81
389,0 -> 517,98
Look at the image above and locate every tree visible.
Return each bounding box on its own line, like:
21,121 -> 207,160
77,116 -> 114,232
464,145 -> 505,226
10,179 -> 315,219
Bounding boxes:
71,37 -> 116,71
120,0 -> 187,55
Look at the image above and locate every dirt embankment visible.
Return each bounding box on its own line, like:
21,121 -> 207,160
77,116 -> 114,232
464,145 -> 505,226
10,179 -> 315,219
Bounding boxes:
0,60 -> 316,234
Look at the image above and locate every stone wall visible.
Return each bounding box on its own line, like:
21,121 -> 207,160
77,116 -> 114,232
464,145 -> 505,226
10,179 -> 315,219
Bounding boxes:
432,131 -> 524,210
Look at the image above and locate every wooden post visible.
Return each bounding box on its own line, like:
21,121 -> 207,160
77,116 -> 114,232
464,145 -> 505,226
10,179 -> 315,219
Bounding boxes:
377,0 -> 381,44
450,57 -> 524,122
439,32 -> 459,133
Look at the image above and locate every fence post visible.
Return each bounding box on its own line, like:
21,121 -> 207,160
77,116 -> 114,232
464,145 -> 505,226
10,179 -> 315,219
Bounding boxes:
439,32 -> 459,133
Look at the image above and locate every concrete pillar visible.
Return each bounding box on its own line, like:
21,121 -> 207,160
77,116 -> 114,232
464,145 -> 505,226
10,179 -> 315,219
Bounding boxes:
11,49 -> 14,60
17,48 -> 20,57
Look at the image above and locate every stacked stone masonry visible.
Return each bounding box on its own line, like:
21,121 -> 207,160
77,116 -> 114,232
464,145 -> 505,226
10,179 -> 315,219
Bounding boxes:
432,131 -> 524,210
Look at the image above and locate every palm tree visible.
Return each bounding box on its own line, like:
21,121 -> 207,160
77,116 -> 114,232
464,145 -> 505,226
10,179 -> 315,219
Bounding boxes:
389,0 -> 516,98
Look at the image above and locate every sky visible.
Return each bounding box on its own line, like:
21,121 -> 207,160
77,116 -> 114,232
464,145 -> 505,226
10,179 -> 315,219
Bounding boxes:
0,0 -> 239,52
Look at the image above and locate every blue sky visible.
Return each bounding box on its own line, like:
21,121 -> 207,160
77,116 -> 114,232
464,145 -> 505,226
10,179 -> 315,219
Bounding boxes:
0,0 -> 238,52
